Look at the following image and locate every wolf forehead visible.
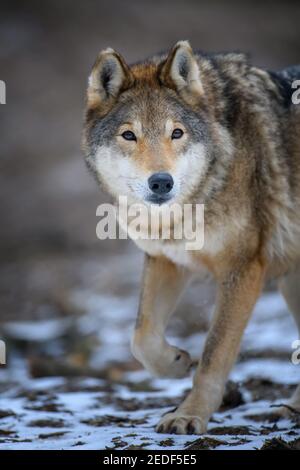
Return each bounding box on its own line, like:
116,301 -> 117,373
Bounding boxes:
85,87 -> 207,151
82,41 -> 215,154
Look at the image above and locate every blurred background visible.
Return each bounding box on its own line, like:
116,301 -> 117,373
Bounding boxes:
0,0 -> 300,378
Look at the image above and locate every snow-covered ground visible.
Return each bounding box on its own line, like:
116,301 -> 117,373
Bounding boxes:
0,286 -> 299,450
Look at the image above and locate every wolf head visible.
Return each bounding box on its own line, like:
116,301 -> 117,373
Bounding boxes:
83,41 -> 232,206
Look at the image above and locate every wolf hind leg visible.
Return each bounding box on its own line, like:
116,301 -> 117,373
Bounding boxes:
278,264 -> 300,413
287,385 -> 300,412
279,265 -> 300,332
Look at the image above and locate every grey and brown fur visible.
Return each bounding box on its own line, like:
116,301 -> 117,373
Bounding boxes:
82,41 -> 300,434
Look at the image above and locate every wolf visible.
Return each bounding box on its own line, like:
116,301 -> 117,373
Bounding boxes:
82,41 -> 300,434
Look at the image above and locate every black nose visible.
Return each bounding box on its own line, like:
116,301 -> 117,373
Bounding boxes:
148,172 -> 174,195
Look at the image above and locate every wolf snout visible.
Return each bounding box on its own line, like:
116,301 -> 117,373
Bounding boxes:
148,172 -> 174,195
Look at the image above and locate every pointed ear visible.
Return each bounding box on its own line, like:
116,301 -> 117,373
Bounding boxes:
87,48 -> 134,108
159,41 -> 204,103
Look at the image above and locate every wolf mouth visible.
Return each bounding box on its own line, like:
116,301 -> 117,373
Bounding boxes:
146,194 -> 172,205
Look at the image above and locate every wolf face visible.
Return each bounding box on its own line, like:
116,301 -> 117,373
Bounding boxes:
83,41 -> 228,206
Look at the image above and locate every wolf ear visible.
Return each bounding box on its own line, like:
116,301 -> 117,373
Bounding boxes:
87,48 -> 134,108
159,41 -> 204,103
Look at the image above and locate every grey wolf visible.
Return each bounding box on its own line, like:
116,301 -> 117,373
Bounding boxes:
82,41 -> 300,434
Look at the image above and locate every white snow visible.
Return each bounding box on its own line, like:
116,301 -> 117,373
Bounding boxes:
0,291 -> 299,450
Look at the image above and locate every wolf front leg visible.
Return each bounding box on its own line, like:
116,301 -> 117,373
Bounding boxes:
157,257 -> 265,434
131,254 -> 192,378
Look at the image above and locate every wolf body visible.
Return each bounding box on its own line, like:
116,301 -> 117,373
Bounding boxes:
83,41 -> 300,434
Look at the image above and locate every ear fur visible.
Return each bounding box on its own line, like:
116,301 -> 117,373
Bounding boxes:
159,40 -> 204,103
87,48 -> 134,108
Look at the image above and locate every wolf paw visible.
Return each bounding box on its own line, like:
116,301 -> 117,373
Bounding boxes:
156,411 -> 207,435
145,346 -> 193,378
131,335 -> 193,378
164,347 -> 193,378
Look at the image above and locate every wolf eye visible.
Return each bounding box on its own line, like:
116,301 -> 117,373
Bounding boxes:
171,128 -> 184,139
121,130 -> 137,141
